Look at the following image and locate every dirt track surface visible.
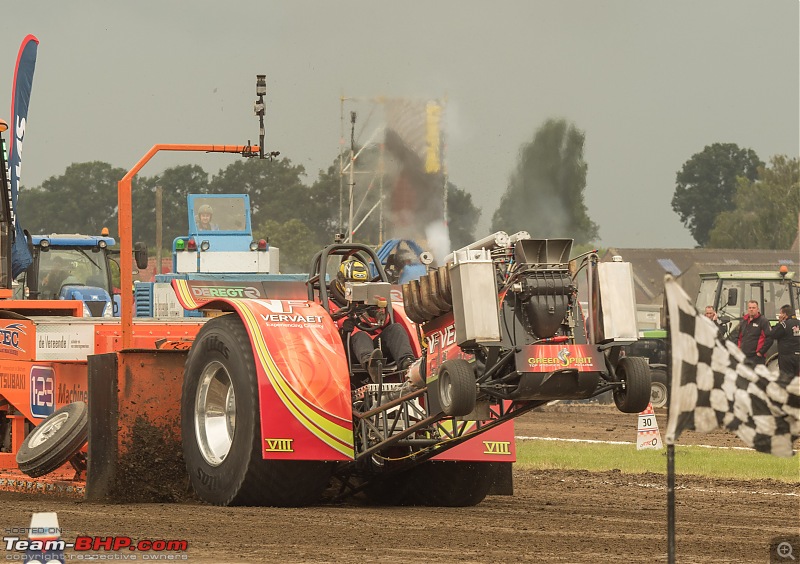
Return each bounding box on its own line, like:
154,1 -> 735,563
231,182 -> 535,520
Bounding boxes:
2,405 -> 797,563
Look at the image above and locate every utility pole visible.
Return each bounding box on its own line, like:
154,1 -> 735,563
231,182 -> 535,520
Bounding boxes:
155,186 -> 162,277
338,97 -> 345,237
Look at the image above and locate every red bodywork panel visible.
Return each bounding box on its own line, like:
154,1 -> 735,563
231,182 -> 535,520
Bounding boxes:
173,280 -> 355,460
517,344 -> 603,372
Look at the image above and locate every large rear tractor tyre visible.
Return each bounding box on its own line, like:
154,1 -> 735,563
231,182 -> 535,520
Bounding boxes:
16,401 -> 88,478
613,356 -> 652,414
438,359 -> 476,417
410,461 -> 498,507
182,314 -> 332,506
649,368 -> 669,409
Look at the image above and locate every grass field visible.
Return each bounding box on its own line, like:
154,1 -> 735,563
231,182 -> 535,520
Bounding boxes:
515,439 -> 800,482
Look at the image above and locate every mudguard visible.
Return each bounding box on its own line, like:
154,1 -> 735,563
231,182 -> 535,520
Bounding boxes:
173,280 -> 354,461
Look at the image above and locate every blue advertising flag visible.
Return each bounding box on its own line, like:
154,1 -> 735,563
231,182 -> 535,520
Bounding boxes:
8,34 -> 38,277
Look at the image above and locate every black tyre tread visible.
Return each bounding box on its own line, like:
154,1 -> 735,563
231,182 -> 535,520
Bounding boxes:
649,368 -> 669,408
363,470 -> 417,506
438,359 -> 476,417
614,356 -> 652,413
649,368 -> 667,384
182,314 -> 332,506
16,401 -> 88,478
411,461 -> 498,507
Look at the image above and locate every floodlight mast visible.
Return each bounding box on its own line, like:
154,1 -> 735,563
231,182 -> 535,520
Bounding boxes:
250,75 -> 281,161
255,75 -> 267,160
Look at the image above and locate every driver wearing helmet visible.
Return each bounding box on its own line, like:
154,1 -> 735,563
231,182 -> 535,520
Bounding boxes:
330,258 -> 415,383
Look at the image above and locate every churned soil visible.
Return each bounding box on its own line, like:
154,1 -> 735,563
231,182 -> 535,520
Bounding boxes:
1,405 -> 797,563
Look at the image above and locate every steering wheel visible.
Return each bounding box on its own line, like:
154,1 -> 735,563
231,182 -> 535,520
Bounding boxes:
350,303 -> 383,332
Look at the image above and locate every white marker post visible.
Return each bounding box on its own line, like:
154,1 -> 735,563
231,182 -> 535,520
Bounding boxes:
637,402 -> 663,450
25,512 -> 65,564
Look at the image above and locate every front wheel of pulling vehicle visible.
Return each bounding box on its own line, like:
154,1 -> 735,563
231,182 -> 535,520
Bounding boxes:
182,314 -> 332,506
437,359 -> 476,417
613,356 -> 652,413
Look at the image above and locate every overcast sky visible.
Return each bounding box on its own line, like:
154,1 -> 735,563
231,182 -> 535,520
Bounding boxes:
2,1 -> 798,249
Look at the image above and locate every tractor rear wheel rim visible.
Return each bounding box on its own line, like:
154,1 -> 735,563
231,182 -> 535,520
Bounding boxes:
28,412 -> 69,449
195,360 -> 236,467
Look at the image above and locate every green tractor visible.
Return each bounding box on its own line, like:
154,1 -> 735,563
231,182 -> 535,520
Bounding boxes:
626,267 -> 799,408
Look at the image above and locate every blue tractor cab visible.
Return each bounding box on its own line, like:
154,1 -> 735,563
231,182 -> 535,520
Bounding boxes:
16,233 -> 120,317
375,238 -> 428,284
171,194 -> 279,276
135,194 -> 305,317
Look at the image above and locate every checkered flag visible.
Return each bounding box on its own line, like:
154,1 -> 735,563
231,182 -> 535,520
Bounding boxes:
664,275 -> 799,457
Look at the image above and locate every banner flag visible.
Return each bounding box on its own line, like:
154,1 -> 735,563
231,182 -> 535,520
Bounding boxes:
8,34 -> 38,277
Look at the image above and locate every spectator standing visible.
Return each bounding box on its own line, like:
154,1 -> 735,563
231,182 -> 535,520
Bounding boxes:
733,300 -> 773,366
704,305 -> 727,339
770,304 -> 800,378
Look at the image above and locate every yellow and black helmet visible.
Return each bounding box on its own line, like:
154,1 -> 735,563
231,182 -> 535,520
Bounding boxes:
339,258 -> 369,283
331,258 -> 369,305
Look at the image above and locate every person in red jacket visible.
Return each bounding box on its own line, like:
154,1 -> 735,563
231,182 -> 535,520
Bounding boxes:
733,300 -> 773,366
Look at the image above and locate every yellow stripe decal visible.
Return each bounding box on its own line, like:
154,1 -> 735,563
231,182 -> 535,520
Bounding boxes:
234,301 -> 354,457
172,280 -> 199,309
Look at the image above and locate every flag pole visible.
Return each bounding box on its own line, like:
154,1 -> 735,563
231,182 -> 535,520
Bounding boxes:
667,443 -> 675,563
664,288 -> 676,564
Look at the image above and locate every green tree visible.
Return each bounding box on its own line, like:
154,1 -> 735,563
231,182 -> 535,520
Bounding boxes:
132,165 -> 210,250
491,119 -> 598,245
256,219 -> 318,273
671,143 -> 762,247
446,182 -> 481,249
209,157 -> 310,229
309,161 -> 353,245
707,155 -> 800,249
19,161 -> 128,236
